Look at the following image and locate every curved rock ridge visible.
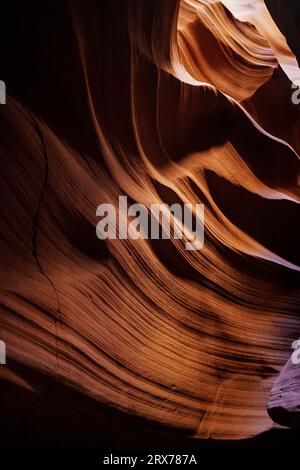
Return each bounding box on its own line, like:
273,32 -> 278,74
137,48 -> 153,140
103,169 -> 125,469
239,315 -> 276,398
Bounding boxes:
0,0 -> 300,439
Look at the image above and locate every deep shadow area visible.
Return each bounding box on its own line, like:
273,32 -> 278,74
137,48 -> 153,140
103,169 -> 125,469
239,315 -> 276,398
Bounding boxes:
1,363 -> 300,451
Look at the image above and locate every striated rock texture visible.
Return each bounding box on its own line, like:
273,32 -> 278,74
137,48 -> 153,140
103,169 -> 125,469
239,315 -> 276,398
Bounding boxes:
0,0 -> 300,441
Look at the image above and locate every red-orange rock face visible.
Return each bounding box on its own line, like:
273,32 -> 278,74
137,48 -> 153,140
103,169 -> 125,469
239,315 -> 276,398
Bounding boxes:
0,0 -> 300,444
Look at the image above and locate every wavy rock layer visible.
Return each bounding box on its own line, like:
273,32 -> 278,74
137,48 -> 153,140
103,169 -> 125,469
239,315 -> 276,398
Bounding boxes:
0,0 -> 300,440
